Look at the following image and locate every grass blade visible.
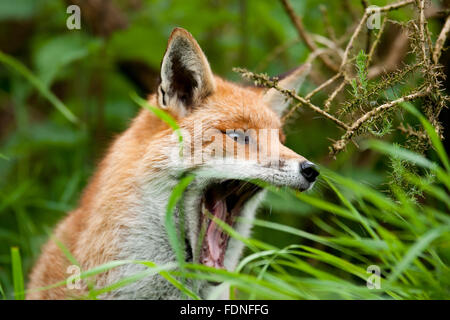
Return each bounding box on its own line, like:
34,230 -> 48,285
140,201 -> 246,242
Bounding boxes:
0,51 -> 78,124
387,226 -> 449,283
10,247 -> 25,300
165,175 -> 195,268
0,282 -> 5,300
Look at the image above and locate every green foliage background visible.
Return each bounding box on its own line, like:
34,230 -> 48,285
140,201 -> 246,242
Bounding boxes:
0,0 -> 449,299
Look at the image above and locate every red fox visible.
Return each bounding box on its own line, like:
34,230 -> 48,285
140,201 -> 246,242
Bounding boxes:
27,28 -> 318,299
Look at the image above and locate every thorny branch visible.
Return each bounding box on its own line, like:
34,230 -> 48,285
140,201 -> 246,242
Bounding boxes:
234,67 -> 350,130
235,0 -> 449,157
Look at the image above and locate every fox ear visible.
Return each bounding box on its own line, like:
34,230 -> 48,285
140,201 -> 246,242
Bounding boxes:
262,63 -> 311,116
158,28 -> 216,117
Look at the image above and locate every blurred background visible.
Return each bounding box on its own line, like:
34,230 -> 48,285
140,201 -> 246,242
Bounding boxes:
0,0 -> 449,297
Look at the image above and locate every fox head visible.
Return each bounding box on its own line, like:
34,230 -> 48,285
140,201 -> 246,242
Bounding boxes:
111,28 -> 319,298
26,27 -> 319,300
141,27 -> 319,273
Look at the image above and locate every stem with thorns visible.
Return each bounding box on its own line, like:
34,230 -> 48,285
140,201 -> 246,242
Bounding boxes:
331,90 -> 429,154
417,0 -> 429,65
233,68 -> 350,130
305,72 -> 343,100
380,0 -> 415,12
324,80 -> 347,112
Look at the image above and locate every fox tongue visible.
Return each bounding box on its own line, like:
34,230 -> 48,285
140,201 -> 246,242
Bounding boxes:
205,199 -> 227,267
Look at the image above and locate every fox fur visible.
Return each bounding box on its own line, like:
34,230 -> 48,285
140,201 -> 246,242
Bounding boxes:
27,28 -> 314,299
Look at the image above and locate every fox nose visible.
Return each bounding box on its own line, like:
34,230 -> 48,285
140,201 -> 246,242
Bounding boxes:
300,161 -> 319,183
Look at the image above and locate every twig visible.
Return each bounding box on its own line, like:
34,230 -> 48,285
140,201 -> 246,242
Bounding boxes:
331,90 -> 428,154
343,0 -> 360,21
340,12 -> 368,70
417,0 -> 429,64
305,72 -> 343,100
324,80 -> 347,111
433,14 -> 450,64
398,123 -> 428,141
367,16 -> 387,66
368,29 -> 409,79
312,34 -> 345,59
234,68 -> 350,130
361,0 -> 371,53
425,19 -> 435,61
342,0 -> 415,71
378,0 -> 415,12
351,90 -> 427,131
234,0 -> 445,157
361,0 -> 370,9
279,0 -> 340,72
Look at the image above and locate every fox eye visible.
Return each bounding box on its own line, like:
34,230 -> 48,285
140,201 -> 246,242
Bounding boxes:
226,131 -> 250,144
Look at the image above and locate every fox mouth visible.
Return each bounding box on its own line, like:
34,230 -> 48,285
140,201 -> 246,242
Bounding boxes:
198,180 -> 261,269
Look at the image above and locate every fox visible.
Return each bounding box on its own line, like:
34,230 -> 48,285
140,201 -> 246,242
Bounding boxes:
27,27 -> 319,300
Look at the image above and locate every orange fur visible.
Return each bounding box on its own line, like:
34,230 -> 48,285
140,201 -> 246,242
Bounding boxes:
27,28 -> 309,299
27,76 -> 305,299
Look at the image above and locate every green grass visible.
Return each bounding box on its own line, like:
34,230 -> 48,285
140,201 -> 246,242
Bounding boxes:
10,247 -> 24,300
0,1 -> 448,298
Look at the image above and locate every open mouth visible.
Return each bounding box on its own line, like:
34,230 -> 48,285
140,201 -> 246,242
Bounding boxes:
199,180 -> 261,269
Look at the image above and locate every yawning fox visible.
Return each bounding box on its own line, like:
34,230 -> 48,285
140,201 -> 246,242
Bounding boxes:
27,28 -> 319,299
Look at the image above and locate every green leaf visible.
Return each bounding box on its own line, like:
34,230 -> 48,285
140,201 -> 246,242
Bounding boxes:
0,282 -> 5,300
88,262 -> 182,298
366,140 -> 436,169
141,261 -> 200,300
11,247 -> 25,300
165,175 -> 195,268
